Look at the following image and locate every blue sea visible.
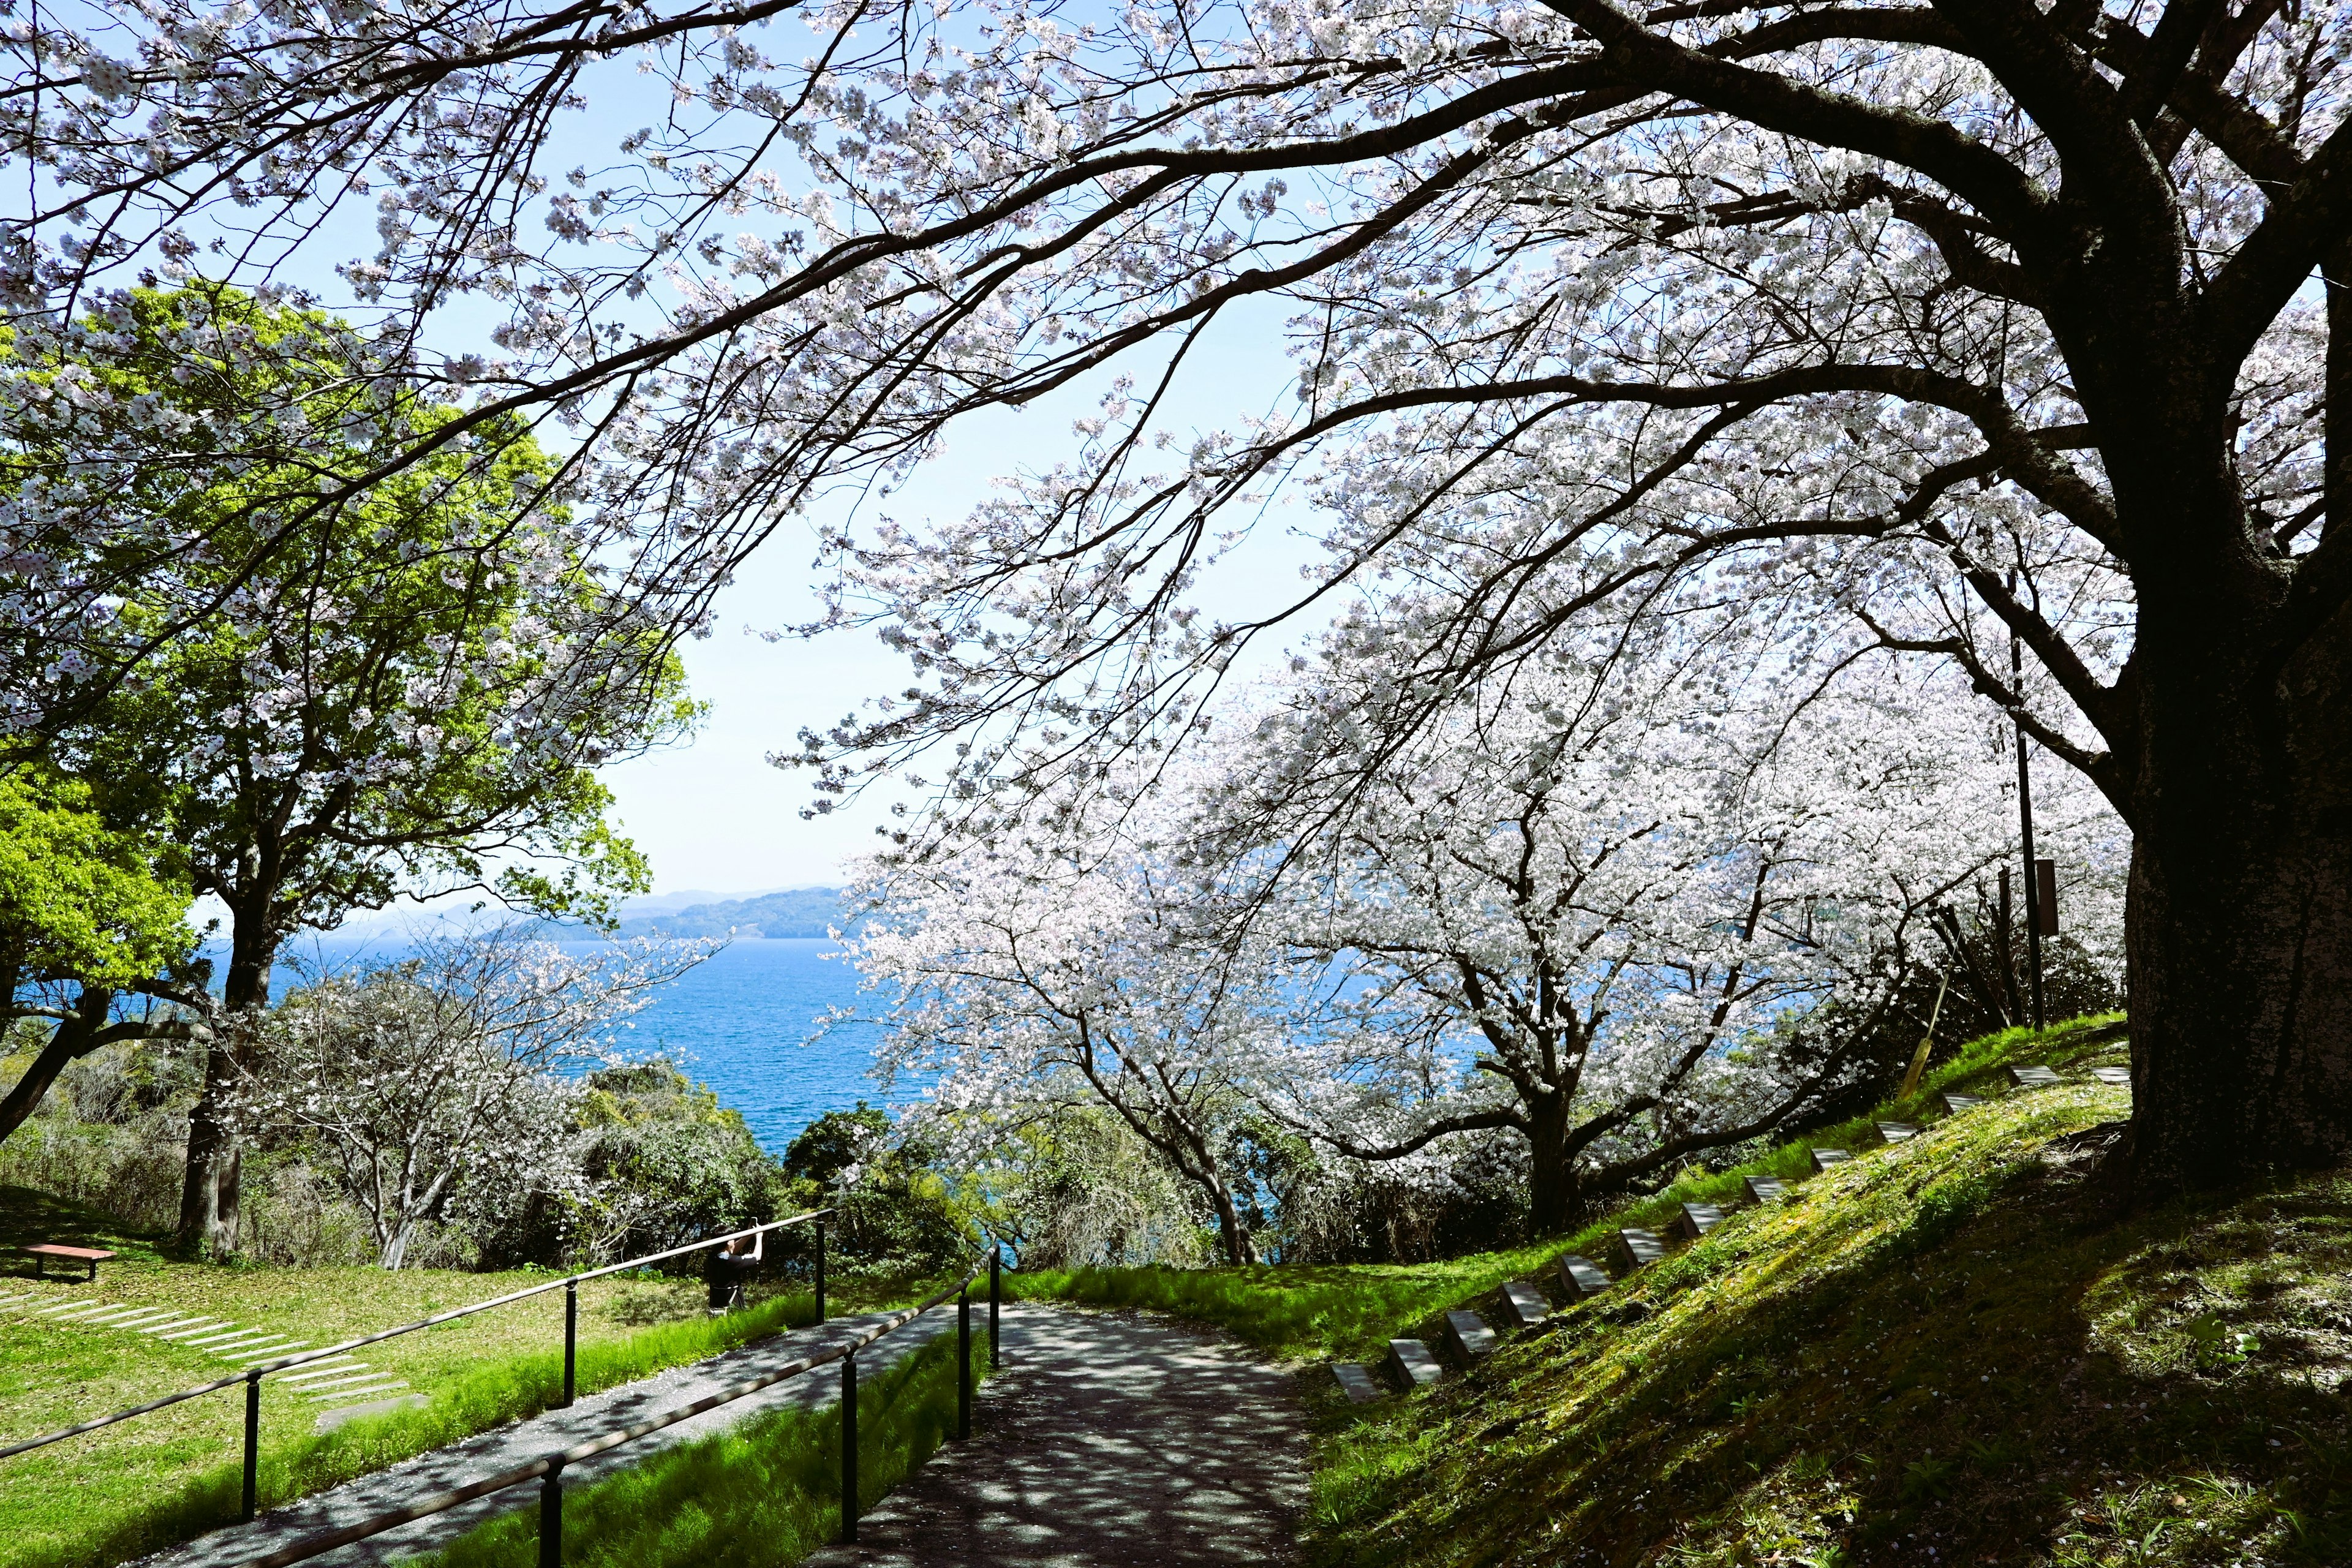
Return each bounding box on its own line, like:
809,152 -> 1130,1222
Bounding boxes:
221,937 -> 896,1153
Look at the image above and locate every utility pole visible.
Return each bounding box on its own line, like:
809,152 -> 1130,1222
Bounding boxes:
2008,572 -> 2045,1032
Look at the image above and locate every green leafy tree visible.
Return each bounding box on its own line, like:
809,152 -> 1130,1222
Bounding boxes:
28,286 -> 698,1253
0,768 -> 203,1142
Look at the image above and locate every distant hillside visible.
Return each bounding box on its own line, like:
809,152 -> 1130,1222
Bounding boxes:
612,886 -> 845,939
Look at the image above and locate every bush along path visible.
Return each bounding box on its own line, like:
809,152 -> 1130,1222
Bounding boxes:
126,1306 -> 957,1568
1307,1024 -> 2352,1568
802,1302 -> 1310,1567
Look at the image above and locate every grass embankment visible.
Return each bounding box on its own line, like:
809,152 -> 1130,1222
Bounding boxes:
423,1328 -> 991,1568
1014,1018 -> 2129,1364
0,1188 -> 903,1568
1307,1019 -> 2351,1567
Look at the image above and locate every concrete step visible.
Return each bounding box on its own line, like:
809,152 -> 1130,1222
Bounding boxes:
1498,1282 -> 1550,1328
2091,1066 -> 2131,1086
1616,1228 -> 1667,1269
1443,1310 -> 1496,1364
1330,1363 -> 1387,1404
1743,1175 -> 1790,1205
1939,1093 -> 1985,1114
1676,1203 -> 1725,1241
1386,1338 -> 1442,1390
2009,1065 -> 2061,1087
1874,1120 -> 1921,1144
1558,1254 -> 1611,1299
1807,1147 -> 1850,1173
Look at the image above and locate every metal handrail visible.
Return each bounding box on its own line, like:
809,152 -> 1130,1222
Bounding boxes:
241,1248 -> 1000,1568
0,1208 -> 834,1465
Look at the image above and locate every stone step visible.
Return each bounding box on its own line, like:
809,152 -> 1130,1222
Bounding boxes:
1616,1228 -> 1667,1269
1807,1147 -> 1850,1173
1386,1338 -> 1442,1390
1498,1282 -> 1550,1328
1444,1310 -> 1497,1363
296,1370 -> 401,1395
314,1392 -> 430,1433
2091,1066 -> 2131,1086
277,1360 -> 370,1386
2009,1065 -> 2062,1087
1558,1254 -> 1611,1299
308,1378 -> 408,1403
1676,1203 -> 1725,1241
1939,1093 -> 1985,1114
1874,1120 -> 1921,1144
1331,1363 -> 1386,1404
1743,1175 -> 1790,1205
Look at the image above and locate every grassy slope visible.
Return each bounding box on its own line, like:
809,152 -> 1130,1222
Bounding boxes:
1014,1017 -> 2128,1364
422,1328 -> 991,1568
1308,1025 -> 2351,1568
0,1189 -> 908,1568
1022,1017 -> 2351,1566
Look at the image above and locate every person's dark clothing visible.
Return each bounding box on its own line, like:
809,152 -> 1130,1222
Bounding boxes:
706,1248 -> 760,1310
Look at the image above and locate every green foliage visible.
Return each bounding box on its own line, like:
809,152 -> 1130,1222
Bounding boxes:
0,769 -> 192,989
418,1330 -> 990,1568
24,285 -> 696,990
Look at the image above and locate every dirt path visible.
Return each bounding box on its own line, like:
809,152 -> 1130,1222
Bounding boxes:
129,1306 -> 953,1568
805,1302 -> 1310,1567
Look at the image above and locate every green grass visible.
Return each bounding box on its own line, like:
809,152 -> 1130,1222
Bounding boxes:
0,1187 -> 922,1568
1007,1243 -> 1570,1362
1297,1021 -> 2352,1567
420,1326 -> 993,1568
1012,1014 -> 2130,1365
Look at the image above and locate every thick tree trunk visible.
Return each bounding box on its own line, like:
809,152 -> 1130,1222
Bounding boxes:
1201,1167 -> 1261,1266
1526,1093 -> 1576,1235
2122,491 -> 2352,1198
178,930 -> 273,1254
0,987 -> 110,1145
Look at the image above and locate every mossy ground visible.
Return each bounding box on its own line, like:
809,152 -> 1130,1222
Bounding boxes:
0,1187 -> 914,1568
1304,1028 -> 2351,1567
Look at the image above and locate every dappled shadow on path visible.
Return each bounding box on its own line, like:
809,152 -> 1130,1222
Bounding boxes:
807,1303 -> 1308,1567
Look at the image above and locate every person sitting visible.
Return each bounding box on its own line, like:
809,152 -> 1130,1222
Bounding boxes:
704,1229 -> 764,1315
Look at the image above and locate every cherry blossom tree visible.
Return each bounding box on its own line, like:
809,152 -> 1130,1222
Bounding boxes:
843,815 -> 1290,1265
1223,648 -> 2101,1228
12,0 -> 2352,1196
228,924 -> 714,1270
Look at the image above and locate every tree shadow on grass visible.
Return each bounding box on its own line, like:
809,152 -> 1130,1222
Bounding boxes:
0,1182 -> 172,1277
1312,1109 -> 2352,1567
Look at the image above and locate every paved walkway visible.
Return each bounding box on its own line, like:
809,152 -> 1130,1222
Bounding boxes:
806,1303 -> 1308,1567
130,1307 -> 953,1568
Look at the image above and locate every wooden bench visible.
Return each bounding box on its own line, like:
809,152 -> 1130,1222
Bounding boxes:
1676,1203 -> 1725,1241
28,1244 -> 116,1282
1807,1147 -> 1850,1173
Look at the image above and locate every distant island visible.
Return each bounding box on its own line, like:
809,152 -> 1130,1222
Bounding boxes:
608,886 -> 846,939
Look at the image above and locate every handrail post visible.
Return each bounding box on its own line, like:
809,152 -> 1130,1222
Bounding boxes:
538,1455 -> 566,1568
814,1218 -> 826,1324
989,1243 -> 1001,1370
840,1348 -> 859,1542
562,1280 -> 578,1409
957,1286 -> 971,1441
240,1370 -> 261,1523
